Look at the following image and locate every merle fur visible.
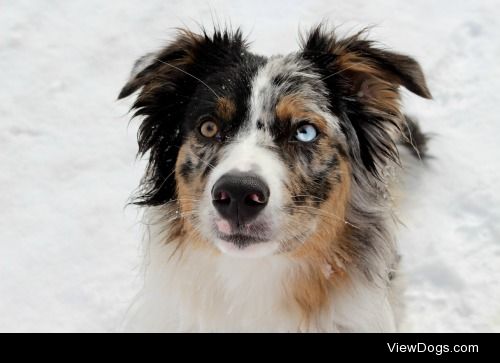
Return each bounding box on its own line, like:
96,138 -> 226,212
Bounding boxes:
300,25 -> 432,179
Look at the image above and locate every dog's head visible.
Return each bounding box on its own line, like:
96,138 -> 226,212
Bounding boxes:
119,26 -> 431,258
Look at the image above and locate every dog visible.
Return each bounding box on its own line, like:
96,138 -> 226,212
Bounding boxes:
118,24 -> 431,332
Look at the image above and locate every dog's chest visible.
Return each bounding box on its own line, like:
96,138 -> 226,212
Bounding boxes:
164,247 -> 306,332
125,239 -> 396,332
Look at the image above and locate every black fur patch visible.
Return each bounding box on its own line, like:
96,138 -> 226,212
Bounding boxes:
119,29 -> 265,206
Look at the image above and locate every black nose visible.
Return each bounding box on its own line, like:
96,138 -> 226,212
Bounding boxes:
212,172 -> 270,227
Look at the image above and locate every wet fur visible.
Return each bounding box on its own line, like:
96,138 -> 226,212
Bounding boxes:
119,25 -> 431,332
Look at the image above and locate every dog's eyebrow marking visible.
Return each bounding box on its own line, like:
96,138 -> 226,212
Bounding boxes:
275,94 -> 329,130
215,97 -> 236,122
276,94 -> 305,121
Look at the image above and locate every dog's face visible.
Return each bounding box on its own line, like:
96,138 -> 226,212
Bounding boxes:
176,55 -> 349,258
119,27 -> 431,258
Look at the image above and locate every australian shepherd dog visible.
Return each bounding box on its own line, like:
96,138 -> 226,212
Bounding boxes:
118,24 -> 431,332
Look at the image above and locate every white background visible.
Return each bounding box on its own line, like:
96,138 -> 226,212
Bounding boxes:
1,0 -> 499,332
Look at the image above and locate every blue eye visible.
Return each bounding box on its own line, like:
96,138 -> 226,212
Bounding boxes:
295,124 -> 317,142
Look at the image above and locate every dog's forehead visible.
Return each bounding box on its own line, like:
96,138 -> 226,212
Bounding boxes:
244,55 -> 334,130
186,53 -> 339,138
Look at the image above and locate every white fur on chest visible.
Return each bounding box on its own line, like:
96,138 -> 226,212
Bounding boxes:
124,230 -> 398,332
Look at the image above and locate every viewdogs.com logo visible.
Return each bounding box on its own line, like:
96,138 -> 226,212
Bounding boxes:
387,343 -> 479,355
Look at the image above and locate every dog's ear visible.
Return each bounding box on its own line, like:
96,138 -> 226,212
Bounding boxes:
301,26 -> 432,104
332,38 -> 432,102
119,29 -> 247,205
119,29 -> 247,101
300,26 -> 431,175
118,52 -> 162,100
118,30 -> 203,100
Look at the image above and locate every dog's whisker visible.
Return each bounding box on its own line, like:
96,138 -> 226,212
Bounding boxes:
284,205 -> 360,230
163,211 -> 198,225
187,150 -> 216,170
320,60 -> 373,82
290,194 -> 328,202
152,58 -> 220,99
169,198 -> 202,203
135,168 -> 177,203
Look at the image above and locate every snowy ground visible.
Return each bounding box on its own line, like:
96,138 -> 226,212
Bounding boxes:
1,0 -> 499,332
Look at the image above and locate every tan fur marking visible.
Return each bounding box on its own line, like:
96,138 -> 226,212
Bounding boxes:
174,142 -> 218,253
337,52 -> 381,77
215,97 -> 236,121
287,159 -> 352,324
276,94 -> 304,121
337,52 -> 402,117
276,94 -> 328,130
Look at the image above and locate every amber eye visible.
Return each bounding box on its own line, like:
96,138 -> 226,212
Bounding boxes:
199,119 -> 219,138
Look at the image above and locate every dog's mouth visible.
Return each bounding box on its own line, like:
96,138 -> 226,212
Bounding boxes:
210,216 -> 279,257
213,228 -> 280,258
214,218 -> 272,246
216,232 -> 269,248
214,216 -> 271,238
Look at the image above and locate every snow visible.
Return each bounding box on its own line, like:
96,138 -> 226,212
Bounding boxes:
1,0 -> 499,332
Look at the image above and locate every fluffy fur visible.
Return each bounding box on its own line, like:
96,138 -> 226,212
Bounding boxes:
118,25 -> 431,332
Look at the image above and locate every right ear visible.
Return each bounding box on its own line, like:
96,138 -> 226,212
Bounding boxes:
118,28 -> 247,206
117,52 -> 161,99
118,28 -> 247,100
118,29 -> 206,100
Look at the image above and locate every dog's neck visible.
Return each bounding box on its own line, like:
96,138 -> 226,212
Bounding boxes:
124,202 -> 397,332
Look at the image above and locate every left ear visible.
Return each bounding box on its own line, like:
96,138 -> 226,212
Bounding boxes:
300,26 -> 432,174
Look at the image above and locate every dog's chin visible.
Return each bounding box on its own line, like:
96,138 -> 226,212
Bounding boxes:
214,237 -> 280,258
